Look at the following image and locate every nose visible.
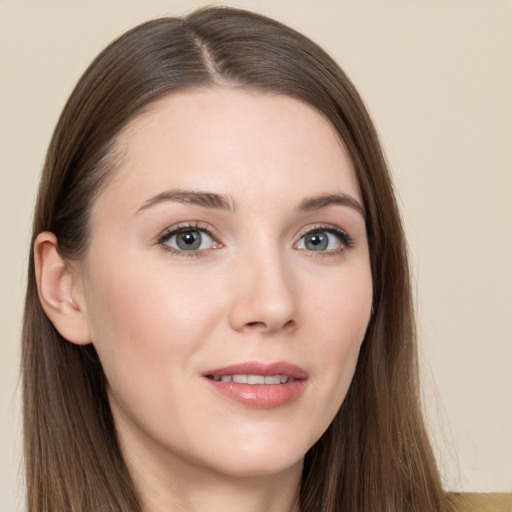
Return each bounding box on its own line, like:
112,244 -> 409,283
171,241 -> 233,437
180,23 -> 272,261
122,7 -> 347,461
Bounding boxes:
228,251 -> 298,335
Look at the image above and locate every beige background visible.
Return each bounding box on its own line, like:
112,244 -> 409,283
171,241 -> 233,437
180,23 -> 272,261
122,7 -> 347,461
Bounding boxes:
1,0 -> 511,509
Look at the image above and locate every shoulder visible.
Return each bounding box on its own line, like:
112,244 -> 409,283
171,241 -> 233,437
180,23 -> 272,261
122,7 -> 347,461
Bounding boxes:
449,493 -> 512,512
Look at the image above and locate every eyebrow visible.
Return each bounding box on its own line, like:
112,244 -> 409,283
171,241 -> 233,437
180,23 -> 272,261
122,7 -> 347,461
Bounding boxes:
136,189 -> 365,218
136,189 -> 239,214
298,193 -> 366,219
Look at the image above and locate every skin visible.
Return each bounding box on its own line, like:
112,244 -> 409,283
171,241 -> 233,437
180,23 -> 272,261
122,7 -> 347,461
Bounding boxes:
36,88 -> 373,512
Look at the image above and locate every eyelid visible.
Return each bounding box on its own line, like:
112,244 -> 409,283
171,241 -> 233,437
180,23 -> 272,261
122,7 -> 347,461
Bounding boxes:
294,223 -> 355,254
154,221 -> 355,258
155,221 -> 222,257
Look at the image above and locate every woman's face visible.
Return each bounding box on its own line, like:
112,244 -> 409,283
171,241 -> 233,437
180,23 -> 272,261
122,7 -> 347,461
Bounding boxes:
79,88 -> 372,479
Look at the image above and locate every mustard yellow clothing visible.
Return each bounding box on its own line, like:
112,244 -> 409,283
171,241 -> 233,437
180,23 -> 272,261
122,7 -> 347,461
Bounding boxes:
450,493 -> 512,512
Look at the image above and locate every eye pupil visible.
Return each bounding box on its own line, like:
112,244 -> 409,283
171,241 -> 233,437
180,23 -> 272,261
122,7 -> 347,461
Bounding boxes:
176,230 -> 201,250
305,232 -> 328,251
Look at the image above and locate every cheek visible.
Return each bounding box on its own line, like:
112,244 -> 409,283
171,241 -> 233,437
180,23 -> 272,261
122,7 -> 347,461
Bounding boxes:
83,257 -> 222,397
82,259 -> 230,458
310,261 -> 372,348
303,264 -> 372,420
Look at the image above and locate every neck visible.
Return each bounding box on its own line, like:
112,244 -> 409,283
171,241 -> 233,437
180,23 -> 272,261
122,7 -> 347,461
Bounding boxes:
128,447 -> 302,512
115,415 -> 303,512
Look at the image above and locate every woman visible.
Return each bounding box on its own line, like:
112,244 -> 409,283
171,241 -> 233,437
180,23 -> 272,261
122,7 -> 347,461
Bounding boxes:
23,6 -> 451,512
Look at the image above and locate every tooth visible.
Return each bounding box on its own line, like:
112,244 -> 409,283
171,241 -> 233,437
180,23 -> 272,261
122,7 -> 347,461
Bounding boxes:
217,374 -> 291,385
248,375 -> 265,385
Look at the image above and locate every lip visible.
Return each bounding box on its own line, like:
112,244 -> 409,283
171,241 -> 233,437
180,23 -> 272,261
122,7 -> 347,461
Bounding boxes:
203,361 -> 308,409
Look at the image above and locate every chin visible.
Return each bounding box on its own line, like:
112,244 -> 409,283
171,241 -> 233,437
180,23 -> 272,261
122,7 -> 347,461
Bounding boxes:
195,433 -> 310,479
210,453 -> 304,480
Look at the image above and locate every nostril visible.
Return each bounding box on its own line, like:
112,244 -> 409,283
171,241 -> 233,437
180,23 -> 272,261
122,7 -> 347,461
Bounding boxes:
283,319 -> 296,330
243,319 -> 296,333
245,321 -> 267,329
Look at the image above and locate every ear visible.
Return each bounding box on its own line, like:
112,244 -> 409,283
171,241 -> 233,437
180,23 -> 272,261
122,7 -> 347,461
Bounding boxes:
34,232 -> 91,345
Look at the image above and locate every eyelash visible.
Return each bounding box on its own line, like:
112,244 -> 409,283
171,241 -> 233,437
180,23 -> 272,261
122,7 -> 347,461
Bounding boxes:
156,221 -> 220,259
155,222 -> 355,258
296,224 -> 355,257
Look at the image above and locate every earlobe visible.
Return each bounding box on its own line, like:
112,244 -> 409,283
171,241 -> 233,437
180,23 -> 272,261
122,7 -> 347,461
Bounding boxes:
34,232 -> 91,345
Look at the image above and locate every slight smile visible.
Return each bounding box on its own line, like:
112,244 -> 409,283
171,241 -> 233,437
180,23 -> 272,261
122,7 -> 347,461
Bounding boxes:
203,361 -> 308,409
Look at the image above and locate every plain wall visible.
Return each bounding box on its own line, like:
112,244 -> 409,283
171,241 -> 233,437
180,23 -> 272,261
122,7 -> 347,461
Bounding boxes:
1,0 -> 510,509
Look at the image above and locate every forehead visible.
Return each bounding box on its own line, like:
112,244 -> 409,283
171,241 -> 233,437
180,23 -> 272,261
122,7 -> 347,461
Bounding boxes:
96,87 -> 361,213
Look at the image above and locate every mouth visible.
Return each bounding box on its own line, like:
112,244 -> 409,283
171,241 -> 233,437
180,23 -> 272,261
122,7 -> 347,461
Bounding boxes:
203,361 -> 308,409
206,374 -> 295,384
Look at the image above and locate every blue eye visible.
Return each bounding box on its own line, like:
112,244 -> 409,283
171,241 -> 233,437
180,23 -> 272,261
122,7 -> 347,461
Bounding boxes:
295,227 -> 352,253
162,228 -> 216,252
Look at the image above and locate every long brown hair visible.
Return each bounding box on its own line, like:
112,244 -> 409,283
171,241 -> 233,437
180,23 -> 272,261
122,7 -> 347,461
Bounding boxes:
22,6 -> 450,511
